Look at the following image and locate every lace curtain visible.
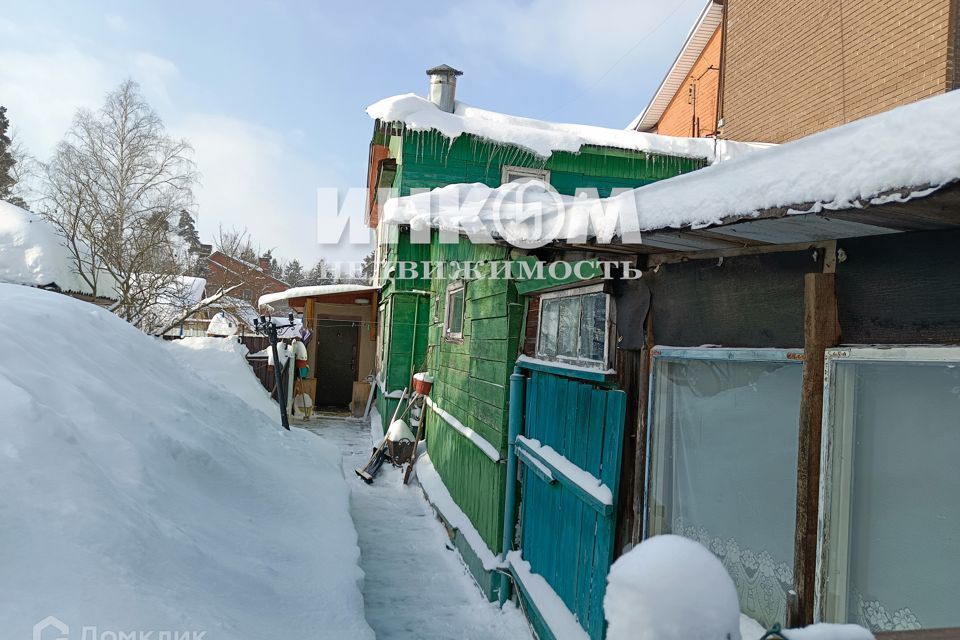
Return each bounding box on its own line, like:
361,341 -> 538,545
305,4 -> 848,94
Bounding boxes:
648,356 -> 802,628
825,360 -> 960,632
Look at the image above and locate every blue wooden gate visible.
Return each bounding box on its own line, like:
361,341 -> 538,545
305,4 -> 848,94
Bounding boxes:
513,367 -> 626,640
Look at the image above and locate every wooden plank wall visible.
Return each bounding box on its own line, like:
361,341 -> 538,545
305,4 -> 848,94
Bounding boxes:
423,234 -> 524,553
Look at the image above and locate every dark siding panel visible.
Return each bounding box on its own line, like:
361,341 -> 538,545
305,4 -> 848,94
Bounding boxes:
649,251 -> 818,348
838,230 -> 960,344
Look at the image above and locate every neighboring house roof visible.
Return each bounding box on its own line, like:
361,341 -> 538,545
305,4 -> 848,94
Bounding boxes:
627,0 -> 724,132
367,92 -> 765,164
0,200 -> 100,295
258,284 -> 378,308
384,91 -> 960,246
206,251 -> 288,290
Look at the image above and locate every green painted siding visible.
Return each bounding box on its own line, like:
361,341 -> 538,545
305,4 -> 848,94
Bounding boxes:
419,235 -> 524,554
390,128 -> 707,198
376,291 -> 430,432
372,121 -> 711,584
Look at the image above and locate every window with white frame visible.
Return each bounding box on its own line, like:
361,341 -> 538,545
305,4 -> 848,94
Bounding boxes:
646,347 -> 804,629
501,165 -> 550,185
443,282 -> 465,341
817,347 -> 960,633
536,285 -> 609,368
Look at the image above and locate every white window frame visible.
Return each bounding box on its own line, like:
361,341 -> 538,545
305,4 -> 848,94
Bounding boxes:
501,164 -> 550,185
443,281 -> 465,342
815,345 -> 960,626
535,283 -> 610,369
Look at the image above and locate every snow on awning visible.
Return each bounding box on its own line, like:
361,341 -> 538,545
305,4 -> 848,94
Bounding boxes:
383,91 -> 960,246
258,284 -> 378,309
366,93 -> 768,164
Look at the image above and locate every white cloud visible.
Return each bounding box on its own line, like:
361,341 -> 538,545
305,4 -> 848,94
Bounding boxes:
444,0 -> 697,86
0,20 -> 369,265
105,14 -> 130,33
176,115 -> 371,266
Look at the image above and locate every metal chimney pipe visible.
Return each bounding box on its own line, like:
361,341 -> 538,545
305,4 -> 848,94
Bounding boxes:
426,64 -> 463,113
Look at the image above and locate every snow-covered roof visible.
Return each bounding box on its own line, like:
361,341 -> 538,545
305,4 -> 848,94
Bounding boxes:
0,200 -> 94,294
258,284 -> 378,308
383,91 -> 960,244
367,93 -> 767,164
627,0 -> 723,132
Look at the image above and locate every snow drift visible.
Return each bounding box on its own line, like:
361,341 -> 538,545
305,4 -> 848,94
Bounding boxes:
0,285 -> 374,639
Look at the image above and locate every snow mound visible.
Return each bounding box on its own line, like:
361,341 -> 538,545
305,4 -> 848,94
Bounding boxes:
0,285 -> 374,640
0,200 -> 92,294
779,624 -> 874,640
367,93 -> 767,163
604,535 -> 741,640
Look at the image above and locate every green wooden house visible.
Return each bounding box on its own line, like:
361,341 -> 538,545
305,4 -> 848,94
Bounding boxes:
365,66 -> 725,606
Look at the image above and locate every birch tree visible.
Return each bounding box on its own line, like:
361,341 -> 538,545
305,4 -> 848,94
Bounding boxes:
42,80 -> 197,326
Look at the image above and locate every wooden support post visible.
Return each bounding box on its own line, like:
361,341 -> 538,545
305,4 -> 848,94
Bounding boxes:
792,272 -> 840,626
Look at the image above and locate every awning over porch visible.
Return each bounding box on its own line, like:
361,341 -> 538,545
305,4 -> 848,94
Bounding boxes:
258,284 -> 379,312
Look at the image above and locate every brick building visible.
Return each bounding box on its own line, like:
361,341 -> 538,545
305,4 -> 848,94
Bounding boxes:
633,0 -> 960,143
204,250 -> 288,309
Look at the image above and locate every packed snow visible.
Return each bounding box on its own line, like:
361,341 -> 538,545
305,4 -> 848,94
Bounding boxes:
604,534 -> 743,640
305,417 -> 531,640
383,90 -> 960,244
367,93 -> 768,163
0,200 -> 95,294
0,285 -> 373,639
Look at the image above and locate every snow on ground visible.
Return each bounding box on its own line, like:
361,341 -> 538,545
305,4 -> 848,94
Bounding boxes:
367,93 -> 767,163
383,90 -> 960,244
303,417 -> 532,640
0,285 -> 373,640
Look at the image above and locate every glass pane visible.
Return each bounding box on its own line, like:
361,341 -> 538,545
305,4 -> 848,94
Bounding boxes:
578,293 -> 607,362
557,296 -> 581,358
448,289 -> 464,334
538,299 -> 559,357
828,360 -> 960,632
648,357 -> 802,628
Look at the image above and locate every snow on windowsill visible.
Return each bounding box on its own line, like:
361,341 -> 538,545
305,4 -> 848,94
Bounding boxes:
515,435 -> 613,506
506,551 -> 590,640
415,453 -> 500,572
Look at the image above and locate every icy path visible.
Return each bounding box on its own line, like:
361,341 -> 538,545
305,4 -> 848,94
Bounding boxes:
304,417 -> 532,640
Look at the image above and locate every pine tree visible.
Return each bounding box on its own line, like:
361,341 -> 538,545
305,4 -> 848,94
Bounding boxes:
0,106 -> 21,205
360,250 -> 376,283
283,259 -> 305,287
176,209 -> 202,252
308,259 -> 332,285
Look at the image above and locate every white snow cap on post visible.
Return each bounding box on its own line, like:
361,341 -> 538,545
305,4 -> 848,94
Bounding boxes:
604,535 -> 742,640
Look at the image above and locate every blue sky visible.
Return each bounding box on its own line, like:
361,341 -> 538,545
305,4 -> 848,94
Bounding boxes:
1,0 -> 705,265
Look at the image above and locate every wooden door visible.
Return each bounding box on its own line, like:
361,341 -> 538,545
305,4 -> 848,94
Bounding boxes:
314,320 -> 359,408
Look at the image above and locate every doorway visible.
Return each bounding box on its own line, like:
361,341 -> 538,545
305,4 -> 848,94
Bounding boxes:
314,318 -> 360,409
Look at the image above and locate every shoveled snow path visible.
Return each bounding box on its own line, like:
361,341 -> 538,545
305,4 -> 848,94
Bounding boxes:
304,418 -> 532,640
